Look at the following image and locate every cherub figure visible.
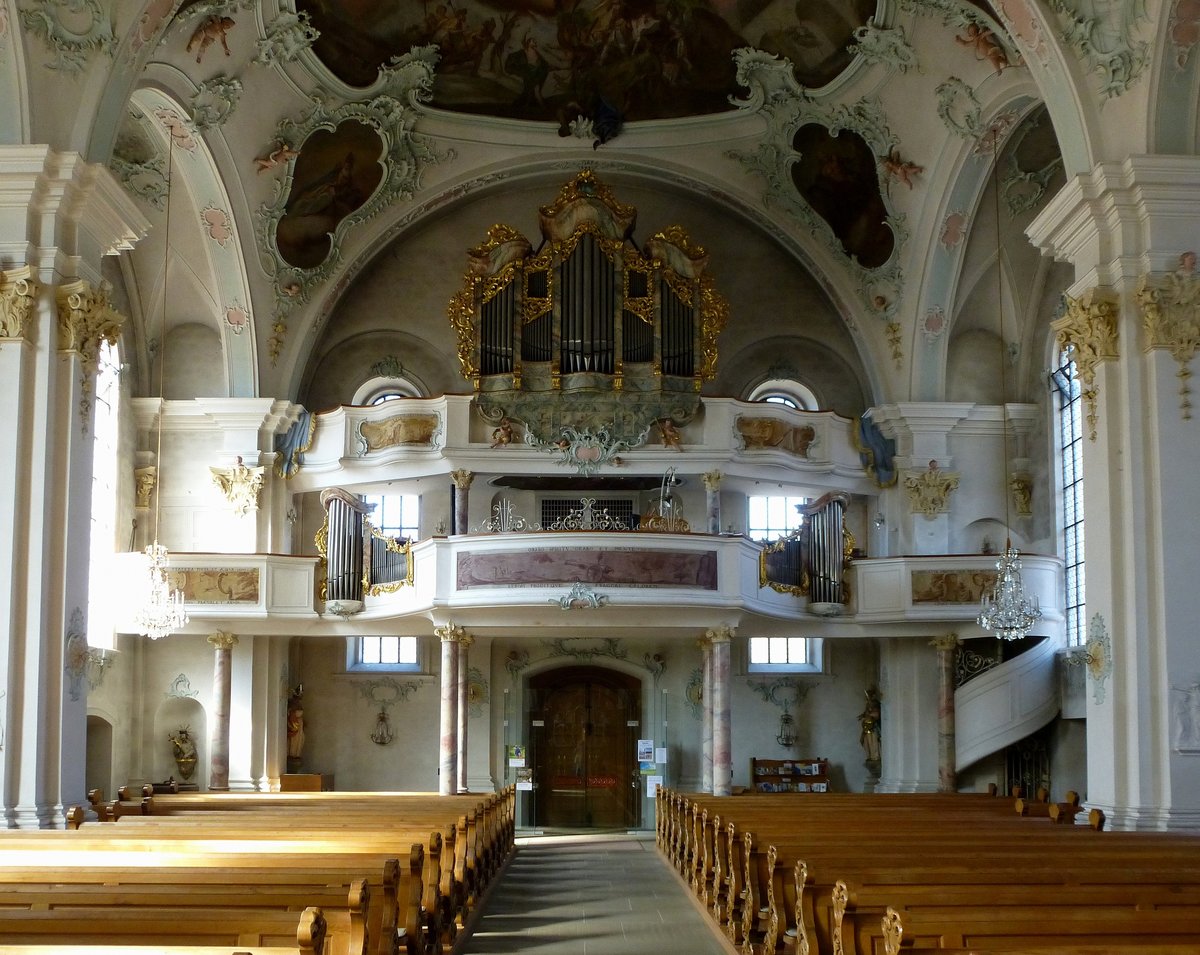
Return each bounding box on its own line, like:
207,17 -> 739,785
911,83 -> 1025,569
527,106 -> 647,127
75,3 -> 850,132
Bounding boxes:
881,149 -> 923,190
187,15 -> 234,63
955,23 -> 1009,73
657,418 -> 683,450
255,142 -> 300,173
490,418 -> 516,448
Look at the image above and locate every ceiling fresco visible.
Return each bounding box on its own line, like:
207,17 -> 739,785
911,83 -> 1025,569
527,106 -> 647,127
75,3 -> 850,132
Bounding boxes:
297,0 -> 877,122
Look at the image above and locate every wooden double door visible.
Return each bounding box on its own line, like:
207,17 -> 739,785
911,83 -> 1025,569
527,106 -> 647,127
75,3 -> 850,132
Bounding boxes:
528,666 -> 641,830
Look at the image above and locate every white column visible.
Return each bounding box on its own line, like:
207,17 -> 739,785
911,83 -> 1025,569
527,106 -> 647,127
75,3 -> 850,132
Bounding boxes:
436,623 -> 461,796
876,637 -> 940,793
708,625 -> 734,797
1029,157 -> 1200,828
451,470 -> 473,535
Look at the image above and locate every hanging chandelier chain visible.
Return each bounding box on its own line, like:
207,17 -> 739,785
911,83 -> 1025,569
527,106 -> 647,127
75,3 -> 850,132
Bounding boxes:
135,130 -> 188,641
978,130 -> 1041,642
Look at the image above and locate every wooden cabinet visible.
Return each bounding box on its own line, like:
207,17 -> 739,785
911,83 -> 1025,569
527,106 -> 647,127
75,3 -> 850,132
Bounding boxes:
750,757 -> 830,793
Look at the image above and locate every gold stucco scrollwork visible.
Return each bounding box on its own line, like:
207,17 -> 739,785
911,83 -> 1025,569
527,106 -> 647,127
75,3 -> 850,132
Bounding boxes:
1051,289 -> 1120,440
55,279 -> 124,376
1136,266 -> 1200,421
446,286 -> 478,383
0,267 -> 38,341
903,460 -> 960,517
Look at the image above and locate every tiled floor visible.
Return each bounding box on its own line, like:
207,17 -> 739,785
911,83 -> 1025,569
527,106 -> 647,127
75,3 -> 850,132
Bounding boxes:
455,832 -> 736,955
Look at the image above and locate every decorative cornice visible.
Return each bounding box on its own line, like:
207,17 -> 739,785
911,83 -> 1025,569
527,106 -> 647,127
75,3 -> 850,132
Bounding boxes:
1136,266 -> 1200,421
54,279 -> 123,375
903,461 -> 960,518
0,266 -> 38,341
1052,289 -> 1120,440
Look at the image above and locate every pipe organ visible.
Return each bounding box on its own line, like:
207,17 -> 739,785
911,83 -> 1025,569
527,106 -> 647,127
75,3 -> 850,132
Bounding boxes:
760,493 -> 852,608
448,170 -> 729,442
316,489 -> 414,608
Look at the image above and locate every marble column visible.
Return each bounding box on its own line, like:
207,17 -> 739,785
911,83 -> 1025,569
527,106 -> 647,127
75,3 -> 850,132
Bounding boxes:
701,470 -> 722,535
457,633 -> 473,793
436,624 -> 462,795
450,469 -> 473,535
931,634 -> 961,793
208,632 -> 239,791
708,625 -> 735,796
698,635 -> 714,793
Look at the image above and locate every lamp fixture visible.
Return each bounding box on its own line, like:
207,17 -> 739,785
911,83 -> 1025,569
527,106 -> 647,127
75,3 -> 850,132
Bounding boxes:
976,129 -> 1041,642
135,132 -> 188,640
776,709 -> 797,748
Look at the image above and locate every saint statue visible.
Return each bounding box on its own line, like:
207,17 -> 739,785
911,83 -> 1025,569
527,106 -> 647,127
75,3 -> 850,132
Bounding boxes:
858,687 -> 882,770
169,727 -> 198,781
287,684 -> 305,769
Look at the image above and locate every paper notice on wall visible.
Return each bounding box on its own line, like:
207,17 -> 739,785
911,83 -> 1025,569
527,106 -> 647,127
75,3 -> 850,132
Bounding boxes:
516,781 -> 534,791
655,747 -> 668,763
637,739 -> 654,761
646,775 -> 664,797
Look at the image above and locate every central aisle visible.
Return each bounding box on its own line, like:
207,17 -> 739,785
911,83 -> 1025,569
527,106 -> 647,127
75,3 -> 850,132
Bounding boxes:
455,832 -> 735,955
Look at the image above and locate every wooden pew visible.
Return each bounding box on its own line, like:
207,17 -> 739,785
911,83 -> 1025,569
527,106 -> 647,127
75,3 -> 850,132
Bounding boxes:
657,789 -> 1200,955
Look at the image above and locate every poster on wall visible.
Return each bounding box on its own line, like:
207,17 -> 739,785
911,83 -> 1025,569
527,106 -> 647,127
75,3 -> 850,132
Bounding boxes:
637,739 -> 654,761
515,767 -> 533,791
646,775 -> 664,797
507,744 -> 526,767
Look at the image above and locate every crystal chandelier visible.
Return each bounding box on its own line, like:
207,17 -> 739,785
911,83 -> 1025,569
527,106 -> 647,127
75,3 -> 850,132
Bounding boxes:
134,136 -> 188,641
978,540 -> 1041,641
133,541 -> 188,640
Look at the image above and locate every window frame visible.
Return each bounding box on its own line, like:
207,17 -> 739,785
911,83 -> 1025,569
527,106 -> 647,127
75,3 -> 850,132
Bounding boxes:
745,635 -> 825,675
1051,350 -> 1086,647
347,635 -> 423,673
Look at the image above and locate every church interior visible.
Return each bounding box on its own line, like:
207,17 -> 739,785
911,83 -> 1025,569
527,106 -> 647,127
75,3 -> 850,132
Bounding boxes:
2,0 -> 1200,950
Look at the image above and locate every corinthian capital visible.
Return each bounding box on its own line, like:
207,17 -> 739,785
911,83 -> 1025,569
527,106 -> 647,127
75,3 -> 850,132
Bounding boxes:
55,279 -> 124,375
1051,289 -> 1119,440
450,469 -> 474,490
1136,267 -> 1200,420
0,266 -> 38,341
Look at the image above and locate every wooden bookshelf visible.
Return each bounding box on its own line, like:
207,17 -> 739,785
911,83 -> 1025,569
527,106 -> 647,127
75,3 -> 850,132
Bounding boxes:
750,757 -> 830,793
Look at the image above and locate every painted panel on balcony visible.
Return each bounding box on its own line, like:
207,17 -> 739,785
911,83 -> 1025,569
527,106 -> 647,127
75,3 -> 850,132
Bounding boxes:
911,569 -> 996,604
456,548 -> 718,589
168,568 -> 260,603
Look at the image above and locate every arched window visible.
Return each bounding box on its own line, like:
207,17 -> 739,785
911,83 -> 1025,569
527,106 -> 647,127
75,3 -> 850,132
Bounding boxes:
352,374 -> 423,405
747,378 -> 819,410
1051,350 -> 1085,647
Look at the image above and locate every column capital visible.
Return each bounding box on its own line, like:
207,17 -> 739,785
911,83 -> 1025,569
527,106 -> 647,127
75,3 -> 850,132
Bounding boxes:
458,633 -> 475,650
55,279 -> 124,376
903,461 -> 960,518
701,470 -> 723,492
1051,288 -> 1120,440
450,469 -> 474,490
705,624 -> 736,644
435,623 -> 467,643
0,266 -> 38,342
1136,266 -> 1200,420
207,631 -> 238,650
134,466 -> 157,509
929,633 -> 961,652
210,456 -> 266,516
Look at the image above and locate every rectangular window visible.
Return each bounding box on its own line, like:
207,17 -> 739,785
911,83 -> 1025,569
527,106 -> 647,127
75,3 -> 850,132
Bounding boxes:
748,494 -> 808,541
1052,354 -> 1086,646
362,493 -> 420,540
747,635 -> 821,673
355,636 -> 419,669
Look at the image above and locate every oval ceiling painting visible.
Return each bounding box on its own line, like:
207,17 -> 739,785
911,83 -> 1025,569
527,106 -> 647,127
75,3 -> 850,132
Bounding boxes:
298,0 -> 877,123
790,122 -> 894,269
276,120 -> 385,270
